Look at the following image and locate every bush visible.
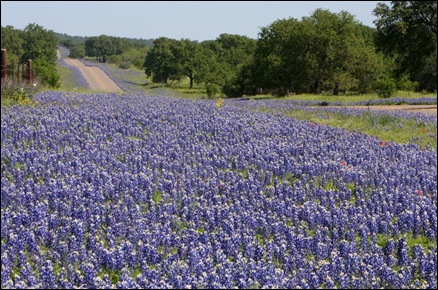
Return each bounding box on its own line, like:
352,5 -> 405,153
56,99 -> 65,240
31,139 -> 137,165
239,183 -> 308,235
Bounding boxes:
397,74 -> 418,92
206,83 -> 219,98
117,61 -> 130,69
374,76 -> 396,98
1,78 -> 40,105
34,60 -> 60,88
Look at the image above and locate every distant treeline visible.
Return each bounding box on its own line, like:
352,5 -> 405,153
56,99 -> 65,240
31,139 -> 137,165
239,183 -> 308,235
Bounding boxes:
57,33 -> 154,69
143,3 -> 437,97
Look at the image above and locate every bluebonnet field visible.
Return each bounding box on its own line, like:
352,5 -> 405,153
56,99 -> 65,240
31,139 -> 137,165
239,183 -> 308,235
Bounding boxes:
1,92 -> 437,289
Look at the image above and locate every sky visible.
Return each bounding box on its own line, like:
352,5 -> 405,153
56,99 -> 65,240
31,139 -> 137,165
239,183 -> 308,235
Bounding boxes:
1,1 -> 382,41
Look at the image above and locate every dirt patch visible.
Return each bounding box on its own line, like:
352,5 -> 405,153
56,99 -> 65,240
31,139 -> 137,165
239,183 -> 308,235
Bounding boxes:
63,58 -> 124,93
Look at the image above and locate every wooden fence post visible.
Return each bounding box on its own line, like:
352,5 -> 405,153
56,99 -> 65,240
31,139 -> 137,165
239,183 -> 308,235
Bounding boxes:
27,59 -> 33,83
1,49 -> 6,79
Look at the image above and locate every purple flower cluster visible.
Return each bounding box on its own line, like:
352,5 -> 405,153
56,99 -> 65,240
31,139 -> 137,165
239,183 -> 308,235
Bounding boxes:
1,92 -> 437,289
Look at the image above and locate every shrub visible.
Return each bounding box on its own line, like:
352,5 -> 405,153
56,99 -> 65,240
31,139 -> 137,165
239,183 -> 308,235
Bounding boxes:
33,59 -> 60,88
206,83 -> 219,98
374,76 -> 396,98
1,78 -> 40,105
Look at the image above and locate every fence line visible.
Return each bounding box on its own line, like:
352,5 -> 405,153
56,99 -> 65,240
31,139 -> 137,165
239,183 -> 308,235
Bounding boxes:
1,49 -> 35,83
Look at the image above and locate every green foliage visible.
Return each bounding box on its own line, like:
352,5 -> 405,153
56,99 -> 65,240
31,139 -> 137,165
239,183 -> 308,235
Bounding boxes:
1,23 -> 60,88
279,108 -> 437,149
374,75 -> 397,98
144,34 -> 256,96
68,43 -> 86,59
377,233 -> 437,254
152,190 -> 163,204
108,47 -> 147,70
1,25 -> 24,58
172,39 -> 206,89
21,23 -> 58,64
397,74 -> 419,92
85,35 -> 136,62
255,233 -> 264,246
1,78 -> 40,105
97,268 -> 121,284
144,37 -> 180,84
373,1 -> 437,92
252,9 -> 386,96
33,59 -> 60,88
206,83 -> 219,98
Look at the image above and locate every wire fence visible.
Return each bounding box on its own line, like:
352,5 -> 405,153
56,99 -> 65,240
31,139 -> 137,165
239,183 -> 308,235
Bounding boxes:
1,49 -> 35,83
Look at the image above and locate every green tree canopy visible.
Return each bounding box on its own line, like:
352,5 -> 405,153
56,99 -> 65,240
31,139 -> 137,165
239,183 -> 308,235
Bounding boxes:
21,23 -> 58,64
251,9 -> 385,96
373,1 -> 437,91
1,23 -> 59,87
84,35 -> 134,62
1,25 -> 24,63
143,37 -> 180,84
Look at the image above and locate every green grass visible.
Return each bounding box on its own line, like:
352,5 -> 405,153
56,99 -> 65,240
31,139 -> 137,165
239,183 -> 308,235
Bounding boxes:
97,268 -> 122,284
248,91 -> 437,103
280,109 -> 437,150
377,233 -> 437,255
152,190 -> 163,204
79,60 -> 212,98
56,62 -> 92,94
315,177 -> 337,191
1,97 -> 15,106
255,233 -> 265,246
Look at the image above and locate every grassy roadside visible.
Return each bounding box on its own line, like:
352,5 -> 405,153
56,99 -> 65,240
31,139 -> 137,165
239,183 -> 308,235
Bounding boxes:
260,107 -> 437,150
249,91 -> 437,103
56,62 -> 91,94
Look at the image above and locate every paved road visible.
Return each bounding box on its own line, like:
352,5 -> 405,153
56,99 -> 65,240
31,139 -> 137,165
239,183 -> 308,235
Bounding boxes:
63,58 -> 124,93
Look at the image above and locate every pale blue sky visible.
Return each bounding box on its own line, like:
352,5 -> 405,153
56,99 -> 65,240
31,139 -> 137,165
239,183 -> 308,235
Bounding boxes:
1,1 -> 382,41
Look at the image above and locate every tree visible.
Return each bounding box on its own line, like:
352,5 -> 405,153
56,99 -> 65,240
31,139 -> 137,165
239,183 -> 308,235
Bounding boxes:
21,23 -> 59,87
85,37 -> 99,59
373,1 -> 437,91
1,26 -> 24,72
68,43 -> 86,59
143,37 -> 180,84
1,24 -> 60,87
253,17 -> 307,95
1,26 -> 24,61
21,23 -> 58,64
251,9 -> 385,96
373,75 -> 397,98
203,34 -> 256,97
301,9 -> 377,95
84,35 -> 134,62
172,39 -> 209,89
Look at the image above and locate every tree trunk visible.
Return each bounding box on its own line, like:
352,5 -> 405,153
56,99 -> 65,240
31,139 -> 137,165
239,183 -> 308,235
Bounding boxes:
314,80 -> 321,94
334,83 -> 339,95
189,76 -> 193,89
